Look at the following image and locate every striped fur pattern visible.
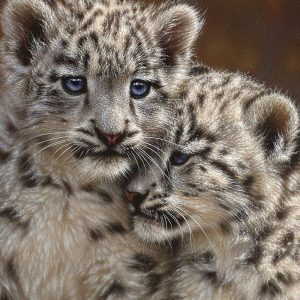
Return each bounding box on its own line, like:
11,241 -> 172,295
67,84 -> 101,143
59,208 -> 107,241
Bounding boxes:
127,66 -> 300,299
0,0 -> 202,298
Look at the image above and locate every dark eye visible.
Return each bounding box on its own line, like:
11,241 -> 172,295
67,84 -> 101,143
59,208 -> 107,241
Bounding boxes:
130,80 -> 151,99
62,77 -> 87,95
170,152 -> 190,166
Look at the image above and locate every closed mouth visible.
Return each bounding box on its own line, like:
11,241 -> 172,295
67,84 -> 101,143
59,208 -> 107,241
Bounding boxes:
72,145 -> 127,160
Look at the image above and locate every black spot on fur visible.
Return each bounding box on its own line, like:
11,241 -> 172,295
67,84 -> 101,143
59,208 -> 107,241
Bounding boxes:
81,19 -> 94,31
203,271 -> 218,284
60,39 -> 68,48
211,160 -> 238,182
77,128 -> 94,137
246,244 -> 263,265
254,225 -> 273,241
76,12 -> 84,21
0,207 -> 19,223
188,103 -> 197,136
243,175 -> 255,195
189,65 -> 209,76
48,71 -> 60,83
82,9 -> 103,31
62,180 -> 73,196
174,123 -> 183,144
216,91 -> 224,100
0,207 -> 29,230
89,228 -> 104,241
129,254 -> 156,273
179,91 -> 188,101
18,154 -> 38,188
273,231 -> 296,263
197,93 -> 206,106
101,281 -> 125,299
83,52 -> 90,70
231,209 -> 248,223
5,259 -> 18,284
82,185 -> 113,203
53,54 -> 78,66
106,223 -> 127,234
147,273 -> 162,295
0,144 -> 11,163
281,231 -> 295,246
219,222 -> 231,234
221,75 -> 231,86
197,251 -> 215,264
260,279 -> 282,297
0,291 -> 10,300
233,91 -> 241,99
189,126 -> 217,143
218,202 -> 231,212
77,35 -> 88,48
276,207 -> 290,220
196,146 -> 212,159
89,31 -> 99,46
5,119 -> 17,134
276,272 -> 293,286
219,149 -> 228,156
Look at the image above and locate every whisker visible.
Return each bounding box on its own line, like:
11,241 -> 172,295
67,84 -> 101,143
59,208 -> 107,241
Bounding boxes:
172,207 -> 197,259
175,205 -> 217,256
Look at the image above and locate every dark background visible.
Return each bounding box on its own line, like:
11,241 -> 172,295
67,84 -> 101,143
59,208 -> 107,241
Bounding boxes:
1,0 -> 299,103
145,0 -> 300,103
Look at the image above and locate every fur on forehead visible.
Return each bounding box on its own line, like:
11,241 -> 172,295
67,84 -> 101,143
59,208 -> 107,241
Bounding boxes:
1,0 -> 203,75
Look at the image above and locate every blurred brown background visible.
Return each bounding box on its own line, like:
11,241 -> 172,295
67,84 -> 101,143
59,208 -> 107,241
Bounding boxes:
1,0 -> 299,102
146,0 -> 299,103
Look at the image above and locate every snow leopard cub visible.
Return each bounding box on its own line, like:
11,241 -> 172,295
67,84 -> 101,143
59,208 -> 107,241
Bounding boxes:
0,0 -> 202,299
126,67 -> 300,299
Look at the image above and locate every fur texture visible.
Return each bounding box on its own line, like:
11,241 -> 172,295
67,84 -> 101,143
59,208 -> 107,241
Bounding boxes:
0,0 -> 202,298
127,66 -> 300,299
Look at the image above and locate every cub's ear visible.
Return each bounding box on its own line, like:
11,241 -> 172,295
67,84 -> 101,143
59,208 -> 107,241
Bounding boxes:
152,3 -> 203,69
245,93 -> 299,163
1,0 -> 56,71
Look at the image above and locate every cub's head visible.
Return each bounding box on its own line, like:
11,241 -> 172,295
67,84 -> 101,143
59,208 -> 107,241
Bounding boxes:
0,0 -> 202,180
126,79 -> 299,243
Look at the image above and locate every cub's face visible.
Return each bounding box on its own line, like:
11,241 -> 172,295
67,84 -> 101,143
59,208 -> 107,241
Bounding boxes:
126,81 -> 299,243
0,0 -> 202,180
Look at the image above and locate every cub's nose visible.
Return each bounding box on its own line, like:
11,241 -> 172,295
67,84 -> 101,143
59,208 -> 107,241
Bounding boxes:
104,133 -> 124,147
125,189 -> 149,208
94,127 -> 125,147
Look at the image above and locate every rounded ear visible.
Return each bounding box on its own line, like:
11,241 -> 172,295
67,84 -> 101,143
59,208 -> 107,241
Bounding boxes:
152,3 -> 204,69
244,93 -> 299,163
0,0 -> 57,71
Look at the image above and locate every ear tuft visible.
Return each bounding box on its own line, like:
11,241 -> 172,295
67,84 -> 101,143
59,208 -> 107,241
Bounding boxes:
1,0 -> 52,68
154,3 -> 204,68
245,93 -> 299,162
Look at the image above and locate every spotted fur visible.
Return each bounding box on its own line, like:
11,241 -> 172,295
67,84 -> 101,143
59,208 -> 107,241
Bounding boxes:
127,67 -> 300,299
0,0 -> 202,298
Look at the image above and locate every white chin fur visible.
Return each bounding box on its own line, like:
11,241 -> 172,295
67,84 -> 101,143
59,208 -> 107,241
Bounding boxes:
133,216 -> 179,244
76,157 -> 132,181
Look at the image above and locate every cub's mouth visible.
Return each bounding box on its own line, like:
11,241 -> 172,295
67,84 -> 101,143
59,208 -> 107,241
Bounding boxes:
72,145 -> 128,160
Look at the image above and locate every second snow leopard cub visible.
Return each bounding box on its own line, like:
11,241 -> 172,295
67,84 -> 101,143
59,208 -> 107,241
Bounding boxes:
126,67 -> 300,299
0,0 -> 202,299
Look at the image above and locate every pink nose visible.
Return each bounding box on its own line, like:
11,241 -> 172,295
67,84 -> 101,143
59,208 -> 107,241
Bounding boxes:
124,189 -> 139,203
104,134 -> 123,147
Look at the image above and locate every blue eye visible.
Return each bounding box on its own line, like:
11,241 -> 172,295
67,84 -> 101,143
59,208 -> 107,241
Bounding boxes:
130,80 -> 151,99
170,152 -> 190,166
62,77 -> 86,95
